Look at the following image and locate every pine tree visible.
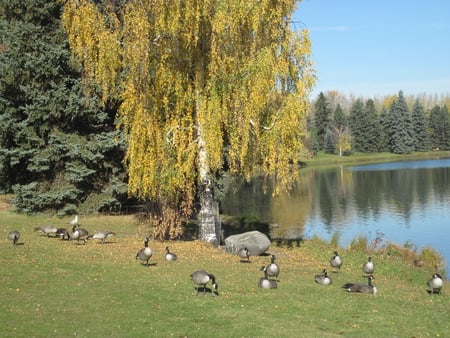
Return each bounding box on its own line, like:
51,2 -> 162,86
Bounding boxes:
348,99 -> 366,152
428,105 -> 450,150
0,0 -> 127,214
411,99 -> 429,151
313,92 -> 331,150
387,91 -> 414,154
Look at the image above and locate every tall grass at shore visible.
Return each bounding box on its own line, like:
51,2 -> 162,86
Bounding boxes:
1,204 -> 448,337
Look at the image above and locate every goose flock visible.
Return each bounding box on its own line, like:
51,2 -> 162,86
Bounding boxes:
5,219 -> 445,296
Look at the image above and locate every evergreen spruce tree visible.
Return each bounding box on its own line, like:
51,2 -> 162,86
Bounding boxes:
0,0 -> 127,214
411,99 -> 429,151
378,107 -> 390,152
348,99 -> 366,152
313,92 -> 331,151
364,99 -> 381,152
428,105 -> 450,150
324,129 -> 336,154
387,91 -> 414,154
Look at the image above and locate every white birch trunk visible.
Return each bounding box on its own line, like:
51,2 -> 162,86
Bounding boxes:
197,122 -> 220,246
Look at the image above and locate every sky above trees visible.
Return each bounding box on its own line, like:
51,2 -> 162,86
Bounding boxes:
294,0 -> 450,98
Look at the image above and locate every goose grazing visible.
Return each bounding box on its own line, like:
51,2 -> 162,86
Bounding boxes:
266,254 -> 280,280
427,273 -> 443,294
315,268 -> 332,285
165,246 -> 177,261
191,270 -> 218,296
363,256 -> 374,275
330,251 -> 343,271
136,237 -> 152,266
8,231 -> 20,246
343,275 -> 377,295
69,225 -> 89,244
238,247 -> 250,262
69,215 -> 79,227
34,224 -> 58,237
258,266 -> 278,289
55,228 -> 69,240
87,230 -> 115,244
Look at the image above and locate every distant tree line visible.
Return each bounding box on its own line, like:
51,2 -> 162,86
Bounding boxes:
308,91 -> 450,155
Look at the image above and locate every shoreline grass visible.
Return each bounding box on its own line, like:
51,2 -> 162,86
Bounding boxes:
1,208 -> 448,337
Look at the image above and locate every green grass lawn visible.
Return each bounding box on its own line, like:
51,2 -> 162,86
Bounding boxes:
1,200 -> 449,337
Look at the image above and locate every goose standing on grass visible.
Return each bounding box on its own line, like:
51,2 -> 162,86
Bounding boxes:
136,237 -> 152,266
427,273 -> 443,294
343,275 -> 377,295
363,256 -> 374,275
34,225 -> 58,237
238,247 -> 250,262
70,225 -> 89,244
87,230 -> 115,244
191,270 -> 218,296
330,251 -> 343,271
165,246 -> 177,261
8,231 -> 20,246
315,268 -> 332,285
55,228 -> 69,240
258,266 -> 278,289
266,254 -> 280,280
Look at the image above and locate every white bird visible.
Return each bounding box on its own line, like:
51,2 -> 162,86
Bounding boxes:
69,215 -> 79,227
87,230 -> 115,244
8,231 -> 20,245
266,254 -> 280,280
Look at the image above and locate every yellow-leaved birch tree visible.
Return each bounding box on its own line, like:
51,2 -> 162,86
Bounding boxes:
61,0 -> 315,243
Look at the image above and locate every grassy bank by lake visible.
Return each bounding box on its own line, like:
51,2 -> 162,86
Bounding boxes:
1,202 -> 448,337
303,150 -> 450,168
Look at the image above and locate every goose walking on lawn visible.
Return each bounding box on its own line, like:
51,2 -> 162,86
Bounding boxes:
266,254 -> 280,280
363,256 -> 374,275
191,270 -> 218,296
238,247 -> 250,262
87,230 -> 115,244
34,225 -> 58,237
8,231 -> 20,246
343,275 -> 377,295
70,225 -> 89,244
330,251 -> 343,271
136,237 -> 152,266
55,228 -> 69,240
427,273 -> 443,294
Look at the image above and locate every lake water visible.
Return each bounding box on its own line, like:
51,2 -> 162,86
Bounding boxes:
221,158 -> 450,276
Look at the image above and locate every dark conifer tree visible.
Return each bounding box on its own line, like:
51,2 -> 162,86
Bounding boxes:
411,99 -> 429,151
387,91 -> 414,154
313,92 -> 331,151
0,0 -> 128,214
348,99 -> 366,152
428,105 -> 450,150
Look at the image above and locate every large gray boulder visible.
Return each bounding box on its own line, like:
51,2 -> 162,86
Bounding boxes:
224,231 -> 271,256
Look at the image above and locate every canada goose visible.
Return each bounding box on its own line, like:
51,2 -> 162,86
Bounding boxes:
427,273 -> 443,294
191,270 -> 218,296
69,215 -> 79,227
343,275 -> 377,294
55,228 -> 69,240
330,251 -> 343,270
238,247 -> 250,262
315,268 -> 332,285
34,225 -> 58,237
69,225 -> 89,244
87,230 -> 115,244
136,237 -> 152,266
7,231 -> 20,245
363,256 -> 374,274
266,254 -> 280,280
165,246 -> 177,261
258,266 -> 277,289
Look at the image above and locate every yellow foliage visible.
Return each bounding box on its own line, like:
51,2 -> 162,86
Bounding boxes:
61,0 -> 315,235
